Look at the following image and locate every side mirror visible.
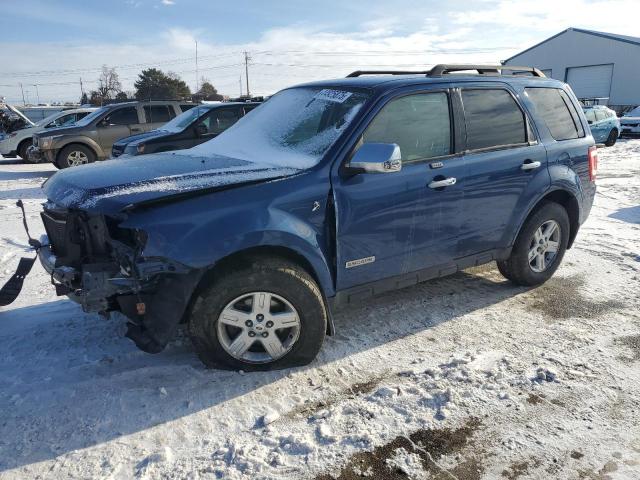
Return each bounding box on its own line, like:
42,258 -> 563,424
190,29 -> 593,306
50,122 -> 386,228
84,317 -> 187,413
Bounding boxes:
194,124 -> 207,136
348,143 -> 402,173
587,120 -> 593,125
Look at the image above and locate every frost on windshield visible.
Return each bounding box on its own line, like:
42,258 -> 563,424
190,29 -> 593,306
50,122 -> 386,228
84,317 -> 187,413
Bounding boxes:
185,87 -> 369,169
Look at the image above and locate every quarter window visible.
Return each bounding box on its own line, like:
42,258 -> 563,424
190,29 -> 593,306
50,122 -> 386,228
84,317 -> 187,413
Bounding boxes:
144,105 -> 174,123
525,88 -> 584,140
461,89 -> 526,150
362,92 -> 451,161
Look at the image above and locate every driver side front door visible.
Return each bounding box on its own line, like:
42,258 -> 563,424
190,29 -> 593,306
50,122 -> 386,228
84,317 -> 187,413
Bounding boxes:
333,90 -> 465,293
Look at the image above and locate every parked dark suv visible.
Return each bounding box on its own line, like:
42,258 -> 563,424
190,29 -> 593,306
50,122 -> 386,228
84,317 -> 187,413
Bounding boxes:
13,65 -> 596,370
111,102 -> 260,158
30,100 -> 196,168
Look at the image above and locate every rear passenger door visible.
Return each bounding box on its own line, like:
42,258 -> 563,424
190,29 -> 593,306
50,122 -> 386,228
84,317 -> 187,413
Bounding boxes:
458,86 -> 549,257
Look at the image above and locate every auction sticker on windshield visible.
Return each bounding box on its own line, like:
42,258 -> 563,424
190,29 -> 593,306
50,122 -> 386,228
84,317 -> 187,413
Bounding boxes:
314,89 -> 353,103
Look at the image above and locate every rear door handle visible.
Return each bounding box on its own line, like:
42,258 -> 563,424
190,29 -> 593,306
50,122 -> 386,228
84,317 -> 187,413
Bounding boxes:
521,160 -> 541,171
428,177 -> 457,189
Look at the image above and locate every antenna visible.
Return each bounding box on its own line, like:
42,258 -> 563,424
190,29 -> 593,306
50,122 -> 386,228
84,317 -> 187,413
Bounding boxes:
195,40 -> 199,94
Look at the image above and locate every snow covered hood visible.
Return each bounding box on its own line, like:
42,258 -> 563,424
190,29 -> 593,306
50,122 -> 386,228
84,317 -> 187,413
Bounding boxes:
42,152 -> 300,214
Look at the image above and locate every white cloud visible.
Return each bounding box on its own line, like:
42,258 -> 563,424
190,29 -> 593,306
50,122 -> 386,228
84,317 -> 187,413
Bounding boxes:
1,0 -> 638,102
161,0 -> 175,5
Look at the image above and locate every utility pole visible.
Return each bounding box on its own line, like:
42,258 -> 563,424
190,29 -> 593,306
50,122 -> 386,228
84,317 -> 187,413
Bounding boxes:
33,84 -> 40,105
239,75 -> 242,97
19,83 -> 25,106
243,51 -> 251,97
80,77 -> 85,101
195,40 -> 199,95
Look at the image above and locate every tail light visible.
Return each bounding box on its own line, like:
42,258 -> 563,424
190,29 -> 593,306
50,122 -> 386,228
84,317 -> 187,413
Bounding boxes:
588,145 -> 598,182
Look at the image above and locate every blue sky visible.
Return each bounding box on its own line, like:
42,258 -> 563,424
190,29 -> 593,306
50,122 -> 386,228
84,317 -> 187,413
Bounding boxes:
1,0 -> 638,102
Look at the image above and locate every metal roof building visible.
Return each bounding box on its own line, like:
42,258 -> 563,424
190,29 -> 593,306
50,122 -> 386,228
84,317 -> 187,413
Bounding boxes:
503,28 -> 640,110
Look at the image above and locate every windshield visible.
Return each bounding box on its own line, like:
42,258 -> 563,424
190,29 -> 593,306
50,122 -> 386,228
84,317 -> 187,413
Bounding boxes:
74,106 -> 109,127
624,106 -> 640,117
161,105 -> 212,133
186,87 -> 370,169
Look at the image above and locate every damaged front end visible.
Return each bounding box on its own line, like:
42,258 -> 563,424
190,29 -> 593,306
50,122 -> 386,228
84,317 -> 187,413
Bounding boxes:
39,202 -> 202,353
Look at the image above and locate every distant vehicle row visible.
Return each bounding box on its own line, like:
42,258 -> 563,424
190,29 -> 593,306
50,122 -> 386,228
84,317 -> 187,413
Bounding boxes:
27,100 -> 259,168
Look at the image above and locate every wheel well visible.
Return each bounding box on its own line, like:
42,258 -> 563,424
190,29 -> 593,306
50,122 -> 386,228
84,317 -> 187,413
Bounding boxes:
530,190 -> 580,249
17,138 -> 32,152
192,246 -> 335,335
57,142 -> 96,163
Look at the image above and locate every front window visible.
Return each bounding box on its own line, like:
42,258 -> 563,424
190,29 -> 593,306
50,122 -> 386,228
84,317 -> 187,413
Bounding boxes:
74,106 -> 109,127
186,87 -> 370,169
362,92 -> 451,161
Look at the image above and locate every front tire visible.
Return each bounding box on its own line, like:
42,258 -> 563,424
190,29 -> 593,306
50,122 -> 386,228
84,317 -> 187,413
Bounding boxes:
605,128 -> 618,147
55,144 -> 96,169
498,202 -> 570,286
18,139 -> 33,162
188,257 -> 327,370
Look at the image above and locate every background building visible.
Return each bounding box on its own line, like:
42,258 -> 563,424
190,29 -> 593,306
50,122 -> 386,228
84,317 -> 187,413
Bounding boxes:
503,28 -> 640,113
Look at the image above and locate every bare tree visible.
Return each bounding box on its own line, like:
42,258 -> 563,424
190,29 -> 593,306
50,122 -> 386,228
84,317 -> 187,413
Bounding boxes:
96,65 -> 122,101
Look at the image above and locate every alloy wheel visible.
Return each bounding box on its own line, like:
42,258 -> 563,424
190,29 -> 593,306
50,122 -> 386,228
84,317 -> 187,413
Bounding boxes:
216,292 -> 301,363
67,151 -> 89,167
528,220 -> 561,273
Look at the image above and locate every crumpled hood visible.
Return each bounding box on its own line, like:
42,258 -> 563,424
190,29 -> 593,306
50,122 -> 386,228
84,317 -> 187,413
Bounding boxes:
113,129 -> 173,147
43,151 -> 300,214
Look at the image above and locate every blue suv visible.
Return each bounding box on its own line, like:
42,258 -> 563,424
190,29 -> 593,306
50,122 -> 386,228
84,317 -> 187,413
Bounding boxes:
582,105 -> 620,146
7,64 -> 597,370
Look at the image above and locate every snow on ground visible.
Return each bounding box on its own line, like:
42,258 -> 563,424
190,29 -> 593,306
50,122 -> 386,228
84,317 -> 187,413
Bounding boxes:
0,143 -> 639,480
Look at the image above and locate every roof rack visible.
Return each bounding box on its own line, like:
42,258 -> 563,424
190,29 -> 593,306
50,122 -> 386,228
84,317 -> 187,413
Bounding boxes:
346,64 -> 546,78
347,70 -> 432,77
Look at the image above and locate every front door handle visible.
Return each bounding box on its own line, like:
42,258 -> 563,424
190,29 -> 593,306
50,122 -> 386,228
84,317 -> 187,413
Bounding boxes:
428,177 -> 457,189
521,160 -> 541,171
131,127 -> 142,133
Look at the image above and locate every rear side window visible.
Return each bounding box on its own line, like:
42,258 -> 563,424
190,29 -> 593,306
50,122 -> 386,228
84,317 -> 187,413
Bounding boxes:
105,107 -> 138,125
144,105 -> 174,123
363,92 -> 451,161
461,89 -> 526,150
180,104 -> 197,112
525,88 -> 585,141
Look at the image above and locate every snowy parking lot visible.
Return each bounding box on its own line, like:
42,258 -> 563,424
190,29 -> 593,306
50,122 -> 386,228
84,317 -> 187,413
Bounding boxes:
0,142 -> 639,479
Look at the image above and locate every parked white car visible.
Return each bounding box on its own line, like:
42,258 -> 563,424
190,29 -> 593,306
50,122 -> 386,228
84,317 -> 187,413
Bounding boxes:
620,106 -> 640,136
0,107 -> 96,161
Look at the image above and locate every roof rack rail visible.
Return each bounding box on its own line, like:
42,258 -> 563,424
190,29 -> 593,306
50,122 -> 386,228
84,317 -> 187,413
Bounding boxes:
347,70 -> 432,77
346,65 -> 546,79
428,64 -> 546,77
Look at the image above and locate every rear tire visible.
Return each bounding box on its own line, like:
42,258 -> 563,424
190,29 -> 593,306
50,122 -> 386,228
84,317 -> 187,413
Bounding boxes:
188,257 -> 327,370
498,202 -> 570,286
55,144 -> 96,169
604,128 -> 618,147
18,139 -> 33,162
